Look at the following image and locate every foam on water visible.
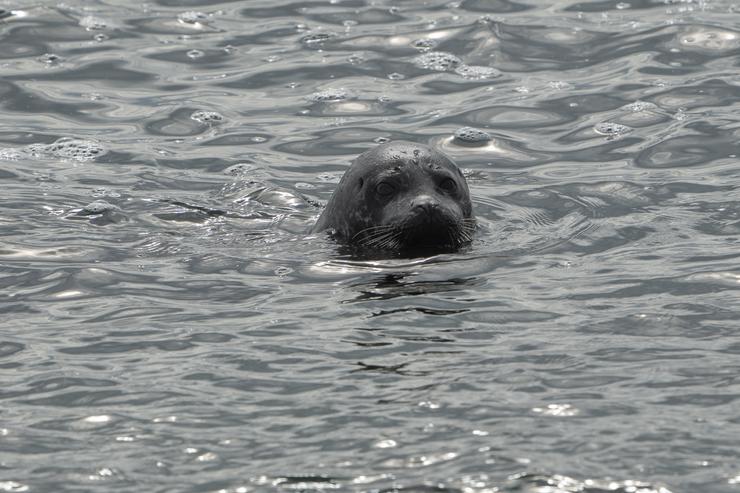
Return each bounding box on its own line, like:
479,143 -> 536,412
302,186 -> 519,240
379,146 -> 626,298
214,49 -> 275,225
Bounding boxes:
621,101 -> 659,112
190,110 -> 224,124
2,138 -> 106,162
413,51 -> 463,71
593,122 -> 633,138
79,15 -> 107,31
454,64 -> 501,79
307,88 -> 351,102
453,126 -> 493,145
177,11 -> 210,25
412,38 -> 438,51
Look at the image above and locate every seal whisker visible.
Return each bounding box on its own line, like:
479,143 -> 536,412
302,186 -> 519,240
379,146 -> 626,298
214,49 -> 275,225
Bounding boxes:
446,228 -> 457,247
367,234 -> 395,249
460,224 -> 473,240
357,226 -> 404,250
366,227 -> 396,240
377,229 -> 403,250
354,225 -> 395,246
353,224 -> 392,241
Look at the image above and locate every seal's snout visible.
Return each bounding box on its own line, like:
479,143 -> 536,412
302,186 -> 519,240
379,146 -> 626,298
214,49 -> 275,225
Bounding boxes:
411,195 -> 439,215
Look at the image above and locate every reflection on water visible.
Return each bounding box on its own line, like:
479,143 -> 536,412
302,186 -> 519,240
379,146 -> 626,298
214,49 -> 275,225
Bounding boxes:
2,1 -> 740,492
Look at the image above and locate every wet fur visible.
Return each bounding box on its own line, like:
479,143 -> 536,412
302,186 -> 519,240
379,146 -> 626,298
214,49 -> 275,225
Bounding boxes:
313,141 -> 475,254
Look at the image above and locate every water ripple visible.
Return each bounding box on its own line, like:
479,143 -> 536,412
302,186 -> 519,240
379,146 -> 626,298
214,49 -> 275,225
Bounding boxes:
2,1 -> 740,492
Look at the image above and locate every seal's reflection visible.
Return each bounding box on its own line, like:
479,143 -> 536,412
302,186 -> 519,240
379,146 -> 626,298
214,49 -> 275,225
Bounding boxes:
344,272 -> 481,303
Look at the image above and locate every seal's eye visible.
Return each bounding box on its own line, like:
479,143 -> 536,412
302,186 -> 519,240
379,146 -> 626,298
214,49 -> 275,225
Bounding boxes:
439,178 -> 457,192
375,182 -> 395,197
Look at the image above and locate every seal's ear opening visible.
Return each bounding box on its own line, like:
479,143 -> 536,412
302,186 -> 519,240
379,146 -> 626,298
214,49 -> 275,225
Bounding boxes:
358,178 -> 364,189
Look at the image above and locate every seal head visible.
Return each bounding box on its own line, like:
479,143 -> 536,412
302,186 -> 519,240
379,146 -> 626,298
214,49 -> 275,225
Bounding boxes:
313,141 -> 474,254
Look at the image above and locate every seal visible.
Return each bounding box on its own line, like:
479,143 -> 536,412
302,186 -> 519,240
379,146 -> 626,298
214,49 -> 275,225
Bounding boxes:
313,140 -> 475,253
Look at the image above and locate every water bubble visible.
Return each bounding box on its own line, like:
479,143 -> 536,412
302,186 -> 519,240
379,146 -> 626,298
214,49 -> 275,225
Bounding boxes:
0,148 -> 24,160
621,101 -> 658,112
454,65 -> 500,79
453,127 -> 492,146
178,11 -> 210,25
301,32 -> 336,47
547,80 -> 573,90
186,49 -> 205,59
48,138 -> 106,161
413,51 -> 462,72
93,33 -> 109,42
594,122 -> 632,138
190,110 -> 224,124
347,53 -> 365,64
616,2 -> 631,9
21,138 -> 105,161
679,29 -> 740,52
224,163 -> 253,176
316,173 -> 336,182
412,38 -> 437,52
263,55 -> 280,63
38,53 -> 62,65
674,109 -> 688,121
387,72 -> 405,80
80,200 -> 118,215
274,266 -> 293,276
373,137 -> 390,144
79,16 -> 106,30
24,144 -> 47,158
307,88 -> 350,102
91,188 -> 120,198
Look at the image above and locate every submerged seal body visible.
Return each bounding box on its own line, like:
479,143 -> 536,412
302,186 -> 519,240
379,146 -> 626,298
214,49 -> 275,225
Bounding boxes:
313,141 -> 474,253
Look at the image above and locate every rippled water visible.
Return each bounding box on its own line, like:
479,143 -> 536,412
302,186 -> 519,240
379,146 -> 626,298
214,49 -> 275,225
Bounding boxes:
2,1 -> 740,492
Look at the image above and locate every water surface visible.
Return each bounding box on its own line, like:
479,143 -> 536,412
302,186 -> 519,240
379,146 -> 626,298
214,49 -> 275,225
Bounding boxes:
2,1 -> 740,492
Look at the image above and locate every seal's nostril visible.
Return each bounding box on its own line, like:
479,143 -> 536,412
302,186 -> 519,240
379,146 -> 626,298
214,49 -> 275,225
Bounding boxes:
413,199 -> 439,214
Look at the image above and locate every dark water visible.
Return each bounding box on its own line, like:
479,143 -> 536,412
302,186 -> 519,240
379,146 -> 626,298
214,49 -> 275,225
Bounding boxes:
2,0 -> 740,492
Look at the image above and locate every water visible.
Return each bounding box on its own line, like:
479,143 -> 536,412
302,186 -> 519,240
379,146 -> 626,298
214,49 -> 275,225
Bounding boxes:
1,0 -> 739,491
